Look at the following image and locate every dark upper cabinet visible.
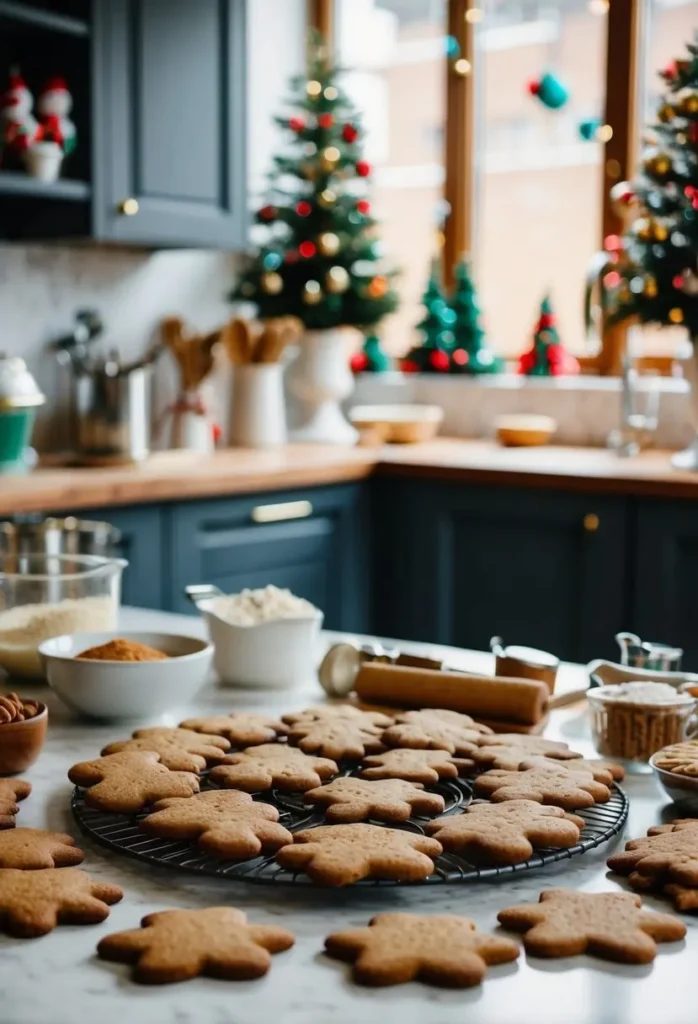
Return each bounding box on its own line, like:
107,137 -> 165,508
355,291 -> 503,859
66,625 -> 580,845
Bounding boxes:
375,479 -> 628,664
92,0 -> 247,247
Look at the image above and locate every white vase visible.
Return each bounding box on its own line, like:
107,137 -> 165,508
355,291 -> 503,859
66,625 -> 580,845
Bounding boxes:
285,327 -> 358,444
231,363 -> 286,448
672,346 -> 698,470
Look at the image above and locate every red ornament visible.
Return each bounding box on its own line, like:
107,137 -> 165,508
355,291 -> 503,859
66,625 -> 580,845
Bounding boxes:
356,199 -> 371,215
318,113 -> 334,129
259,205 -> 277,221
527,80 -> 540,96
603,271 -> 621,289
355,160 -> 371,177
401,358 -> 420,374
673,274 -> 684,289
692,196 -> 698,211
685,185 -> 696,199
342,123 -> 359,143
452,348 -> 469,366
603,234 -> 623,252
350,352 -> 370,373
296,200 -> 312,217
429,349 -> 450,372
289,116 -> 305,132
299,241 -> 316,258
538,313 -> 556,329
664,60 -> 678,80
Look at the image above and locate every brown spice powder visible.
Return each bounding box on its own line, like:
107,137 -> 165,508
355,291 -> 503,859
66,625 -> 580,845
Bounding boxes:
76,638 -> 169,662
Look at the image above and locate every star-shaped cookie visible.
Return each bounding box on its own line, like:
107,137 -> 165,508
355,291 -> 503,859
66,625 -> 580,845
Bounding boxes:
0,828 -> 85,869
607,819 -> 698,888
102,727 -> 230,772
426,801 -> 585,865
497,888 -> 685,964
0,779 -> 31,829
0,868 -> 122,938
473,736 -> 582,771
474,767 -> 610,811
68,751 -> 199,813
325,912 -> 519,987
98,907 -> 294,983
209,743 -> 338,793
140,791 -> 293,860
275,822 -> 443,885
304,778 -> 445,823
360,748 -> 472,784
179,712 -> 288,747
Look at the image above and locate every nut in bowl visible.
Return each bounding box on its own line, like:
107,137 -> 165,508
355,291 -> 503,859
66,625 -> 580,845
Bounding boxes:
0,693 -> 48,774
39,631 -> 213,721
186,584 -> 323,689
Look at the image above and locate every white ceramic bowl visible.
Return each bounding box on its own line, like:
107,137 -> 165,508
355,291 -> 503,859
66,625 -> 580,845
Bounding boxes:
650,753 -> 698,812
39,631 -> 213,720
195,597 -> 323,689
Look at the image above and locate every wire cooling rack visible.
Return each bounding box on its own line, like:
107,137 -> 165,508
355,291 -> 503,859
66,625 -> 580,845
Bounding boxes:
71,769 -> 629,887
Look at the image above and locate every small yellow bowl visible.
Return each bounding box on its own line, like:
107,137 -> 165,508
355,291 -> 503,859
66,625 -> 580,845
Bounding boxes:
495,414 -> 557,447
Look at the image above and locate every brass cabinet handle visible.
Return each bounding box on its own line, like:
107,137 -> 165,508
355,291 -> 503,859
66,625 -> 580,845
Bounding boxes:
118,198 -> 140,216
251,499 -> 313,524
583,513 -> 600,532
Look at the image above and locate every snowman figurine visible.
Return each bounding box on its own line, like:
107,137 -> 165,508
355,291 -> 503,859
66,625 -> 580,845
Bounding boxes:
0,70 -> 38,165
37,77 -> 76,155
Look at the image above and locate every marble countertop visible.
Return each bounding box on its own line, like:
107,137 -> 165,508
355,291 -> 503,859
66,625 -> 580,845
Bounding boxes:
1,608 -> 695,1024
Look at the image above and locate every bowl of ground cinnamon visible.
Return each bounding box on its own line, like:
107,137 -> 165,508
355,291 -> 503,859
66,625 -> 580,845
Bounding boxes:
38,631 -> 213,721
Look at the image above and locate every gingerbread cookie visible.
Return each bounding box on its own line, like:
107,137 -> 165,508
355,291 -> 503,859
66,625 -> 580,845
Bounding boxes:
607,819 -> 698,888
497,888 -> 685,964
304,778 -> 445,823
325,912 -> 519,988
140,791 -> 292,860
102,727 -> 229,772
473,736 -> 581,771
519,756 -> 622,785
0,828 -> 84,869
179,712 -> 288,747
474,767 -> 610,811
382,709 -> 489,757
0,867 -> 122,938
653,741 -> 698,775
209,743 -> 337,793
287,720 -> 385,761
282,705 -> 393,729
69,751 -> 199,813
275,823 -> 442,885
98,907 -> 294,984
0,779 -> 31,830
426,801 -> 585,865
361,748 -> 472,784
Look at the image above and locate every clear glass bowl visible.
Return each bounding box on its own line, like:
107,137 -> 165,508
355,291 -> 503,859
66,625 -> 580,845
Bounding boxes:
587,686 -> 698,767
0,554 -> 126,679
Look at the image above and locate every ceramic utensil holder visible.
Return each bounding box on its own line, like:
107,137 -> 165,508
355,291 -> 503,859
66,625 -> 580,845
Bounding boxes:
230,363 -> 286,448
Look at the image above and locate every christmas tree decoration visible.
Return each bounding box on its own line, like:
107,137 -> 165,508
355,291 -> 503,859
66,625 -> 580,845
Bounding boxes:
517,296 -> 580,377
448,258 -> 503,375
400,261 -> 456,373
349,333 -> 391,374
231,35 -> 398,331
0,69 -> 38,166
37,77 -> 76,155
527,72 -> 569,110
609,180 -> 637,215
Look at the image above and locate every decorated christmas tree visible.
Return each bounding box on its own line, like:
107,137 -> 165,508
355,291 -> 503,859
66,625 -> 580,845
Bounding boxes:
232,36 -> 398,329
401,262 -> 455,373
608,42 -> 698,336
350,333 -> 392,373
518,295 -> 580,376
449,258 -> 502,374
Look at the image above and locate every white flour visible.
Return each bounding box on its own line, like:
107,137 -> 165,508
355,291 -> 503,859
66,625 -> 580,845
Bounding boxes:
0,595 -> 116,678
211,585 -> 316,626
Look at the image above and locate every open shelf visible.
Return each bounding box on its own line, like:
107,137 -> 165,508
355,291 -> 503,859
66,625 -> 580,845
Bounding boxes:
0,1 -> 88,36
0,170 -> 90,200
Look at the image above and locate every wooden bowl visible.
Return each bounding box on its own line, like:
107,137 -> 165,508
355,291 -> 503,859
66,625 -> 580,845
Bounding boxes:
349,405 -> 444,444
495,414 -> 557,447
0,703 -> 48,775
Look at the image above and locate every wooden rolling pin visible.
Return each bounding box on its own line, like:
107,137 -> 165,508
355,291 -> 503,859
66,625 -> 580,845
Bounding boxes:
354,663 -> 549,726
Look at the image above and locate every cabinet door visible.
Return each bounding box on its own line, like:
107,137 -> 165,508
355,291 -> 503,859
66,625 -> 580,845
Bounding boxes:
92,0 -> 246,247
633,499 -> 698,671
167,485 -> 369,631
378,481 -> 628,664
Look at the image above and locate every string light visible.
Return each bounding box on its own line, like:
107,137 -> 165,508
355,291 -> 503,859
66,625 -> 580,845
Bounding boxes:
454,59 -> 471,76
306,80 -> 322,97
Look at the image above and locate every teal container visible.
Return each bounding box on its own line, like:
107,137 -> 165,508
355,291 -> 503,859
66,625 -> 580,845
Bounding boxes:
0,356 -> 45,474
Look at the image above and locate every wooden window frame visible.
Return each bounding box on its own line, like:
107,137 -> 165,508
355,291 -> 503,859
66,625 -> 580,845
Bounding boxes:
311,0 -> 653,373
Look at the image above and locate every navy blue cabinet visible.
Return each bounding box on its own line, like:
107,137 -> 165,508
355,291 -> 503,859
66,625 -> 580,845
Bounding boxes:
166,484 -> 370,631
77,504 -> 166,610
375,479 -> 629,664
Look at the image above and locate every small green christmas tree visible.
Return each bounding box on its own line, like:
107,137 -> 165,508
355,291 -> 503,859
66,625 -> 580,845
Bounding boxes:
401,261 -> 455,373
449,259 -> 502,374
518,295 -> 579,376
350,333 -> 391,373
231,34 -> 398,329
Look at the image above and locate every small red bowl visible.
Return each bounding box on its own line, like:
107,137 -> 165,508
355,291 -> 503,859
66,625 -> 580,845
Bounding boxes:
0,703 -> 48,775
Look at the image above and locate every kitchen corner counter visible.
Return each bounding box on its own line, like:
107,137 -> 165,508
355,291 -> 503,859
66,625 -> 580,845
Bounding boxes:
2,440 -> 698,516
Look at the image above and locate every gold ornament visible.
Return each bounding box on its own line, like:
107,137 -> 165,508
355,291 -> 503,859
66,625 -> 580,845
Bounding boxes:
680,92 -> 698,115
326,266 -> 350,293
260,272 -> 283,295
646,153 -> 671,176
669,307 -> 684,323
658,103 -> 675,123
653,223 -> 668,241
324,86 -> 338,101
644,276 -> 658,298
320,146 -> 340,172
319,189 -> 337,207
301,162 -> 318,180
318,231 -> 340,256
307,80 -> 322,98
303,280 -> 322,304
618,287 -> 631,303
